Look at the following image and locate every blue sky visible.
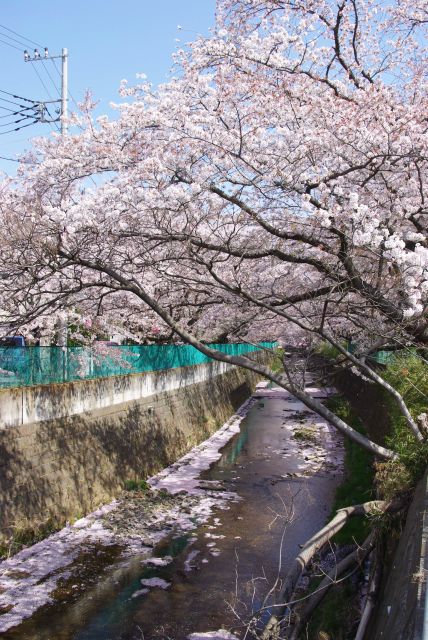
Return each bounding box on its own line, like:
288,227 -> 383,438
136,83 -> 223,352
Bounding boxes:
0,1 -> 215,174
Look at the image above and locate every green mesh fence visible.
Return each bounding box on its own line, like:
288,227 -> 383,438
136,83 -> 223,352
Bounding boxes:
369,350 -> 398,365
0,342 -> 276,389
348,343 -> 397,364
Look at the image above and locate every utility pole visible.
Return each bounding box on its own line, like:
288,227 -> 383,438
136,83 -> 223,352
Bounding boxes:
24,47 -> 68,134
60,48 -> 68,135
24,46 -> 70,352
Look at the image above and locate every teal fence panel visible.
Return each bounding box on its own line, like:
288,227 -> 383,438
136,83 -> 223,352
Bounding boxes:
0,342 -> 276,389
347,345 -> 398,365
369,350 -> 397,365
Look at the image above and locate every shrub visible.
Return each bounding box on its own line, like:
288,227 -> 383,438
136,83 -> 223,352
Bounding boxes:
382,353 -> 428,482
124,478 -> 150,492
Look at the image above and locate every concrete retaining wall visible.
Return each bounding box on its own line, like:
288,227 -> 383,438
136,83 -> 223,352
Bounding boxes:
329,362 -> 427,639
0,361 -> 262,540
368,469 -> 428,640
333,365 -> 392,446
0,361 -> 234,429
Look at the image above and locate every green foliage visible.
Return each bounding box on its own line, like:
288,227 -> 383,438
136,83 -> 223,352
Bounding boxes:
124,479 -> 150,491
383,353 -> 427,419
314,341 -> 342,361
382,353 -> 428,482
374,459 -> 413,501
124,479 -> 138,491
271,347 -> 285,373
304,580 -> 360,640
66,322 -> 96,346
325,395 -> 374,544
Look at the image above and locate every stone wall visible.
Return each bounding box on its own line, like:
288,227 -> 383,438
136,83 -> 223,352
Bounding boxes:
0,361 -> 262,540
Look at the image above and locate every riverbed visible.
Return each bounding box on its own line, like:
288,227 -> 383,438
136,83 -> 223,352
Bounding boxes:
0,383 -> 344,639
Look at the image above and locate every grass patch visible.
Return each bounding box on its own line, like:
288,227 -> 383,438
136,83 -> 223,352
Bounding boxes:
124,479 -> 150,492
325,395 -> 374,545
374,459 -> 414,501
314,341 -> 342,361
303,580 -> 360,640
0,517 -> 61,559
381,353 -> 428,483
293,426 -> 318,443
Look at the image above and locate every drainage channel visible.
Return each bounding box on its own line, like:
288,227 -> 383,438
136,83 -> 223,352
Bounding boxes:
1,385 -> 344,640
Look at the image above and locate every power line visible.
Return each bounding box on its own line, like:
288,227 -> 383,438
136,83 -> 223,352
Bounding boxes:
52,58 -> 79,113
0,27 -> 60,136
43,104 -> 61,132
41,60 -> 60,95
0,23 -> 43,48
0,120 -> 40,136
0,37 -> 22,51
0,107 -> 37,120
0,116 -> 34,128
30,61 -> 54,99
0,108 -> 34,119
0,155 -> 21,162
0,30 -> 29,49
0,95 -> 33,109
0,103 -> 34,115
0,104 -> 20,114
28,47 -> 68,135
28,57 -> 64,133
0,98 -> 40,127
0,25 -> 68,137
0,88 -> 37,103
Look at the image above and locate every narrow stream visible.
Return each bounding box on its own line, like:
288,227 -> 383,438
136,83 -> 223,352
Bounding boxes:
2,389 -> 343,640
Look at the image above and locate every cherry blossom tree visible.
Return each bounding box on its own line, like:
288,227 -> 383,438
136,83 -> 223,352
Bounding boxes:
0,0 -> 427,461
0,2 -> 427,634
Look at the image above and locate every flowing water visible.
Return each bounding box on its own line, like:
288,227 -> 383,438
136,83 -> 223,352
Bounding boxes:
2,389 -> 344,640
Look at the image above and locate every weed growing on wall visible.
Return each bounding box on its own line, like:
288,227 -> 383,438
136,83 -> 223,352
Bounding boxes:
0,518 -> 60,559
124,479 -> 150,491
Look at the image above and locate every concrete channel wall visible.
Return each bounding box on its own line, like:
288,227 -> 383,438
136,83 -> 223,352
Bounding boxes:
0,360 -> 234,429
332,364 -> 428,639
0,361 -> 262,540
368,468 -> 428,640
